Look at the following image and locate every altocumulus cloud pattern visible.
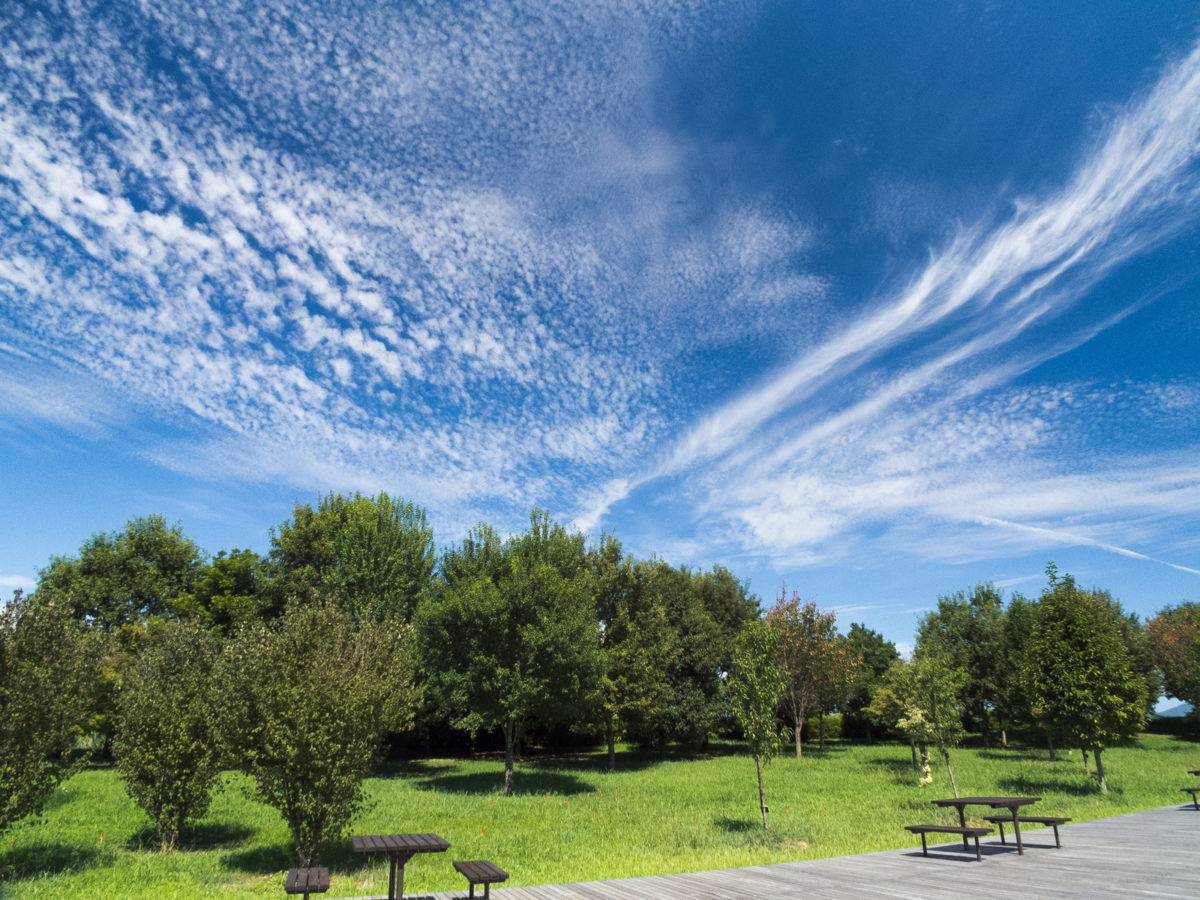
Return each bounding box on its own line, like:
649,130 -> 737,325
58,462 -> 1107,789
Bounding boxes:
2,1 -> 1200,594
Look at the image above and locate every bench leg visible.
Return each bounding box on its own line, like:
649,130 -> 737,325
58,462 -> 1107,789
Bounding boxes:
996,821 -> 1006,845
1052,824 -> 1061,848
973,834 -> 982,863
468,883 -> 474,900
920,833 -> 928,856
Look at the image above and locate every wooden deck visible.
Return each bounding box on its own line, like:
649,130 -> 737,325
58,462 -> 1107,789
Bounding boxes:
352,802 -> 1198,899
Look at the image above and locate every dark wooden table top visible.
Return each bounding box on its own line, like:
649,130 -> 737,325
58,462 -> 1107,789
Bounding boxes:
931,796 -> 1041,809
352,833 -> 450,855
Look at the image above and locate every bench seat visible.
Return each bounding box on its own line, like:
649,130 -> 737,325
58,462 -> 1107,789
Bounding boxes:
905,825 -> 993,862
1183,787 -> 1199,810
982,815 -> 1071,848
453,859 -> 509,899
284,867 -> 330,899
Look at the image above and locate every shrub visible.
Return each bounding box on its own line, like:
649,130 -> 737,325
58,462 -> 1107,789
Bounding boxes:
114,623 -> 222,850
218,600 -> 419,865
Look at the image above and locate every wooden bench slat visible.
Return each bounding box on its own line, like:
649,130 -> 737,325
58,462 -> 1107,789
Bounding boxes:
284,867 -> 330,895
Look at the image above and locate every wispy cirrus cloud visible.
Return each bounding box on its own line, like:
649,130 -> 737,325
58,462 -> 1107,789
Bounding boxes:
588,35 -> 1200,572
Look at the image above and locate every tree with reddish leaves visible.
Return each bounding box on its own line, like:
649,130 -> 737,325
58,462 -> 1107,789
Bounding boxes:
1148,602 -> 1200,712
766,591 -> 845,758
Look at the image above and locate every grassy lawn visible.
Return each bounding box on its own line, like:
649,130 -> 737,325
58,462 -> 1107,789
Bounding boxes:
1,733 -> 1197,898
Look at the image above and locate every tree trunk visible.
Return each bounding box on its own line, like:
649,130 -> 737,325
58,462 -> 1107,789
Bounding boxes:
910,741 -> 919,770
606,718 -> 616,773
1001,726 -> 1008,749
755,754 -> 768,830
791,690 -> 805,758
1081,749 -> 1089,773
503,720 -> 516,795
981,709 -> 991,749
794,721 -> 803,758
1047,733 -> 1056,761
1095,748 -> 1108,793
818,711 -> 826,751
941,745 -> 959,798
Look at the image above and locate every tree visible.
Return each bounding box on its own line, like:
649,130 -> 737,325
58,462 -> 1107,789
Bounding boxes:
842,623 -> 900,741
0,591 -> 103,835
183,548 -> 268,634
994,594 -> 1038,744
902,654 -> 968,797
813,633 -> 861,749
914,583 -> 1004,745
765,592 -> 838,758
415,511 -> 603,794
588,537 -> 678,771
218,600 -> 419,864
1025,568 -> 1147,792
37,515 -> 204,632
267,492 -> 435,621
115,623 -> 222,851
1148,602 -> 1200,710
728,620 -> 785,829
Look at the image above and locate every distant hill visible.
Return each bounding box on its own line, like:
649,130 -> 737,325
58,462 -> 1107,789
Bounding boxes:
1156,702 -> 1194,718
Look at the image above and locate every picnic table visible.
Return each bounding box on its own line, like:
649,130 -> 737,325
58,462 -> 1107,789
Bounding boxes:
1189,769 -> 1200,776
351,833 -> 450,900
931,796 -> 1041,855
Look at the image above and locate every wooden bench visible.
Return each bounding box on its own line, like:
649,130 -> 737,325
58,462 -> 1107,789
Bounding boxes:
453,859 -> 509,899
1182,787 -> 1199,810
905,825 -> 992,862
982,815 -> 1071,848
284,867 -> 330,900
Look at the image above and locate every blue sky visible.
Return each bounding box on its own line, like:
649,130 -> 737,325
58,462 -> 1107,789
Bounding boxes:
2,0 -> 1199,654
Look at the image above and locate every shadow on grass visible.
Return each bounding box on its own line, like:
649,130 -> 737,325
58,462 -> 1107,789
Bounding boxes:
714,816 -> 758,833
995,775 -> 1113,798
124,822 -> 255,852
416,768 -> 592,796
865,756 -> 925,787
222,838 -> 376,877
0,843 -> 104,880
976,749 -> 1055,763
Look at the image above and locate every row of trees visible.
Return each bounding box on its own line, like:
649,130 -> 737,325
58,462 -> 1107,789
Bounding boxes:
4,494 -> 1197,854
1,498 -> 770,862
866,565 -> 1187,794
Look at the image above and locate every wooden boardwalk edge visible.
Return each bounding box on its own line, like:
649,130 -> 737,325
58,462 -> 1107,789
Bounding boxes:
343,803 -> 1198,900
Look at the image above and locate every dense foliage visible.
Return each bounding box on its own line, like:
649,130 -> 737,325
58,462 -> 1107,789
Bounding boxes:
115,623 -> 222,850
218,601 -> 420,864
415,512 -> 603,793
0,592 -> 103,835
1148,602 -> 1200,709
1026,569 -> 1148,792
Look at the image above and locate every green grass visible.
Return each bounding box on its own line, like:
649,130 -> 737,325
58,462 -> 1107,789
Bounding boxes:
2,733 -> 1197,898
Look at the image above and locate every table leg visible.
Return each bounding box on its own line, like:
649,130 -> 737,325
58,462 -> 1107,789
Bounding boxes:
1010,809 -> 1024,855
388,856 -> 397,900
956,805 -> 968,850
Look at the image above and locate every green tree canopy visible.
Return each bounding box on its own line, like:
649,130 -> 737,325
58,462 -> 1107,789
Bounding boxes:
1,591 -> 104,835
842,623 -> 900,740
729,619 -> 785,829
588,537 -> 679,771
1025,567 -> 1147,792
914,583 -> 1004,745
37,515 -> 204,633
218,600 -> 419,864
182,548 -> 267,635
415,510 -> 603,794
268,492 -> 435,621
